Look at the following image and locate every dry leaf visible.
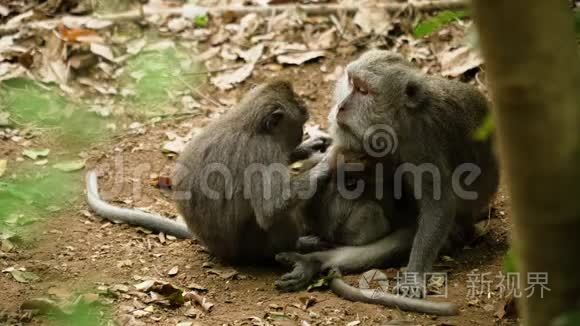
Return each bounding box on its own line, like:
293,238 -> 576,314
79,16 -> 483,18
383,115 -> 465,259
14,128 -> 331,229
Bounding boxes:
0,63 -> 26,81
162,137 -> 187,154
354,5 -> 392,34
58,24 -> 103,43
168,266 -> 179,276
210,63 -> 255,90
23,148 -> 50,160
0,5 -> 9,17
168,17 -> 190,33
207,268 -> 238,280
134,280 -> 156,292
90,43 -> 115,61
276,50 -> 326,65
236,43 -> 264,63
52,160 -> 85,172
438,46 -> 483,77
126,39 -> 147,55
184,291 -> 214,312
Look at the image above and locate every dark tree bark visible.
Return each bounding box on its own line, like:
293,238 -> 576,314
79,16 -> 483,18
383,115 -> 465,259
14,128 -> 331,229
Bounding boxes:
471,1 -> 580,325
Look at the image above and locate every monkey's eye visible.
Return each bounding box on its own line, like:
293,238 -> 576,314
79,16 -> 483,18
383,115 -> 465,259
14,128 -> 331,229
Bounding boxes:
262,108 -> 285,133
352,76 -> 369,95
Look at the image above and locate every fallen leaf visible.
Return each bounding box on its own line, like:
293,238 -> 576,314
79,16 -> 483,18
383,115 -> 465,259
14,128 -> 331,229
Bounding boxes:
0,62 -> 27,81
210,63 -> 255,90
438,46 -> 483,77
183,291 -> 214,312
23,148 -> 50,160
186,282 -> 208,292
90,43 -> 115,61
162,137 -> 187,154
207,268 -> 238,280
236,43 -> 264,63
134,280 -> 156,292
57,24 -> 103,43
0,160 -> 6,177
177,322 -> 193,326
184,307 -> 202,318
298,295 -> 317,310
0,5 -> 9,17
354,5 -> 392,34
52,160 -> 85,172
168,266 -> 179,276
0,112 -> 11,127
276,50 -> 326,65
126,39 -> 147,55
168,17 -> 190,33
9,270 -> 40,283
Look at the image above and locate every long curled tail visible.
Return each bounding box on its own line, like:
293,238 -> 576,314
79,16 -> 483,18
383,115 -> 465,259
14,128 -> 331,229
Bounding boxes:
328,269 -> 459,316
86,170 -> 192,239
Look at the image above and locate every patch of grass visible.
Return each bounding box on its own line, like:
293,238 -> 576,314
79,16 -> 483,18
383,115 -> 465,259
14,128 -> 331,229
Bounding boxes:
0,79 -> 109,149
0,169 -> 81,232
413,10 -> 469,38
122,46 -> 200,114
503,248 -> 519,274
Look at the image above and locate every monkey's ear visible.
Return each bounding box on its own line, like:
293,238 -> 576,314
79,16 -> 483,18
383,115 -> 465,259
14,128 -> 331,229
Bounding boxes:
261,109 -> 284,133
404,79 -> 426,110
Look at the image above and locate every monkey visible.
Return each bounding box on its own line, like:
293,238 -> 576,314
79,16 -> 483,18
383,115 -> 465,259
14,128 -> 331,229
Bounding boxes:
291,148 -> 393,251
279,145 -> 460,316
274,50 -> 498,314
86,80 -> 331,263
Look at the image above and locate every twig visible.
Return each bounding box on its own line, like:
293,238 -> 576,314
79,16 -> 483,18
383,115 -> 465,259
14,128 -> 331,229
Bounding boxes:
0,0 -> 468,36
184,291 -> 214,312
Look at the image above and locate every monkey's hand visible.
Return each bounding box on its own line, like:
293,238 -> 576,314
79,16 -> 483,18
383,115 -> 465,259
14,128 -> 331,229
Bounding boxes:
291,135 -> 333,162
275,252 -> 322,292
296,235 -> 335,253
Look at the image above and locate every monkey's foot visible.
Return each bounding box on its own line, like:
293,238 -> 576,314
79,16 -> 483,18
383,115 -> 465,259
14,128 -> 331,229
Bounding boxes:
296,236 -> 335,253
275,252 -> 322,292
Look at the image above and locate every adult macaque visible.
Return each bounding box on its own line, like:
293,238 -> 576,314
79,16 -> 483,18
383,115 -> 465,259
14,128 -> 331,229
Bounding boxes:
275,50 -> 498,315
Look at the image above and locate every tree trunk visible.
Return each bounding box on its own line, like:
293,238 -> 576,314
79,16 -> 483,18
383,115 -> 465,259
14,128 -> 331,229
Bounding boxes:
471,1 -> 580,325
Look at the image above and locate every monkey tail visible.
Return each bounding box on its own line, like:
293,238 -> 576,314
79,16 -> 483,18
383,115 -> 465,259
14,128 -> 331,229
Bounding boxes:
328,269 -> 459,316
85,170 -> 193,239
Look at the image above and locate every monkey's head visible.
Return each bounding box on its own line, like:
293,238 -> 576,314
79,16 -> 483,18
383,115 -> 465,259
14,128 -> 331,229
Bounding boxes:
329,50 -> 427,154
238,80 -> 309,150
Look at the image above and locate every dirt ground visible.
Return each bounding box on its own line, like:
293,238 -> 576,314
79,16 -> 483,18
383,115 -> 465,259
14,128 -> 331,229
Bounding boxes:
0,52 -> 518,326
0,0 -> 517,326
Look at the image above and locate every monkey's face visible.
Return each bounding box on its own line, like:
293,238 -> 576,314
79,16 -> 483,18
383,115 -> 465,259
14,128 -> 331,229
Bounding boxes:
329,50 -> 424,153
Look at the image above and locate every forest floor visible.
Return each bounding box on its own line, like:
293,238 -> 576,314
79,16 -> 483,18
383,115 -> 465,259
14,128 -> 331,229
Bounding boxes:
0,0 -> 516,325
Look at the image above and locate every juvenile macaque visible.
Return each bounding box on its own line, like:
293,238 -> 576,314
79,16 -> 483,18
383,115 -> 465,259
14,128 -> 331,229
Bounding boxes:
87,81 -> 331,263
275,50 -> 498,315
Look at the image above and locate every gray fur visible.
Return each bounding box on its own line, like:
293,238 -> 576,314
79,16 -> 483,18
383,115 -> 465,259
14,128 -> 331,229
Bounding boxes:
275,50 -> 498,314
172,80 -> 330,263
86,81 -> 330,264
